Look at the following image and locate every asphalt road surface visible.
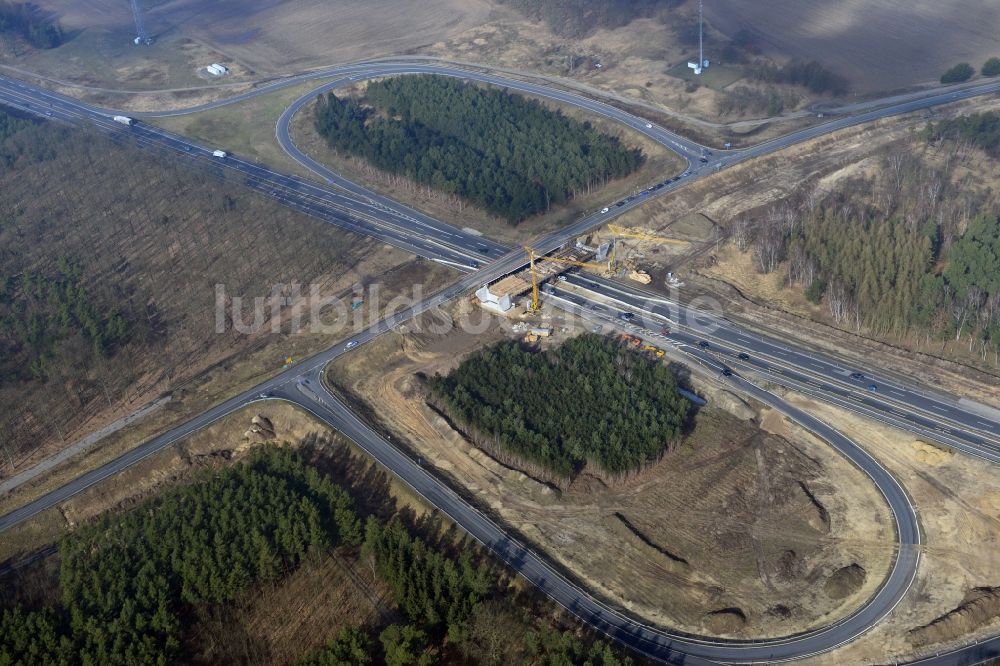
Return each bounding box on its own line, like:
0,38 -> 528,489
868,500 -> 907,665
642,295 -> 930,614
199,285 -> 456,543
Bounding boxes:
0,63 -> 998,664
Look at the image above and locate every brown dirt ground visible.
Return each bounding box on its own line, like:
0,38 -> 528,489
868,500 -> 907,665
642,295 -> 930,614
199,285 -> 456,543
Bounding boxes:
327,312 -> 895,639
186,550 -> 392,665
778,394 -> 1000,664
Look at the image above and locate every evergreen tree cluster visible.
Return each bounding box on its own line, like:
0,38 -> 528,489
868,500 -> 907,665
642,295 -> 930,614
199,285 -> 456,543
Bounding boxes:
296,626 -> 372,666
0,447 -> 361,665
924,112 -> 1000,158
0,107 -> 32,143
737,147 -> 1000,362
1,257 -> 134,381
526,625 -> 634,665
940,62 -> 975,84
428,334 -> 690,480
314,75 -> 645,224
789,211 -> 934,336
362,518 -> 491,640
785,207 -> 1000,347
0,2 -> 63,48
744,59 -> 848,95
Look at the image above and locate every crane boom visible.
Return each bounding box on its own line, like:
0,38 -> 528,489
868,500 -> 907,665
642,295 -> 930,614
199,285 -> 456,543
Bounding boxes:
524,246 -> 610,312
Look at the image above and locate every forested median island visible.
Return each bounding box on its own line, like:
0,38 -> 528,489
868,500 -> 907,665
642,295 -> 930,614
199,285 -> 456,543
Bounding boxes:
1,443 -> 637,665
313,75 -> 645,224
427,334 -> 691,482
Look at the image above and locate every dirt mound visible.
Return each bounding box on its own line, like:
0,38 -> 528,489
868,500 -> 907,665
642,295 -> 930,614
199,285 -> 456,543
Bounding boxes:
797,481 -> 831,533
911,440 -> 954,466
700,385 -> 756,421
244,413 -> 276,443
703,608 -> 747,635
251,414 -> 274,431
910,587 -> 1000,648
612,512 -> 690,570
824,563 -> 867,600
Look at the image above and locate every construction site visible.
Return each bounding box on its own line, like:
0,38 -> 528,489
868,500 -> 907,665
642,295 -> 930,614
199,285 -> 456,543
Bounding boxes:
326,299 -> 896,639
475,219 -> 707,327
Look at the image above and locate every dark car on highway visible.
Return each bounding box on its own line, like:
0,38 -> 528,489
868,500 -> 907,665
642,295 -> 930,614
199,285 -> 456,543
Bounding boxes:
698,340 -> 710,349
738,352 -> 750,360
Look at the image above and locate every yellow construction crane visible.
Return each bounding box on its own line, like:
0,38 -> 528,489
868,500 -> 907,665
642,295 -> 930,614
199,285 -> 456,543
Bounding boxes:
524,246 -> 610,312
605,223 -> 689,274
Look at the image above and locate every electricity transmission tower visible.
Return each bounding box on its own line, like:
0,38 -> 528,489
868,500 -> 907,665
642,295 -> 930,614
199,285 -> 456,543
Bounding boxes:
130,0 -> 152,45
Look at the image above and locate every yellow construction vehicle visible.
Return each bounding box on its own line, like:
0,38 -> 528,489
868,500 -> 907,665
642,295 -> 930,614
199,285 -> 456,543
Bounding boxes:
524,246 -> 611,312
640,343 -> 667,358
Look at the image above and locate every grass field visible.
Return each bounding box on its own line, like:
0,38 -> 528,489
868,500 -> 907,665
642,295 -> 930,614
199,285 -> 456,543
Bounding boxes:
705,0 -> 1000,92
151,77 -> 343,177
665,62 -> 743,91
20,0 -> 505,88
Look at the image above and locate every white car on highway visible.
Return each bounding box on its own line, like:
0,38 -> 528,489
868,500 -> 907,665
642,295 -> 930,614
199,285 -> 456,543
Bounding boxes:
601,207 -> 609,214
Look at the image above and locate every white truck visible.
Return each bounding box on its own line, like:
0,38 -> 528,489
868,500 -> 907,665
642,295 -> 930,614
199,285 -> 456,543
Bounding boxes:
212,149 -> 228,158
112,115 -> 134,126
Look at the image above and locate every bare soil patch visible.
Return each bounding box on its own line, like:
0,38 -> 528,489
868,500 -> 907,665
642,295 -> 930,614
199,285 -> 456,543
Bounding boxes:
706,0 -> 1000,93
327,314 -> 894,638
776,395 -> 1000,664
908,587 -> 1000,649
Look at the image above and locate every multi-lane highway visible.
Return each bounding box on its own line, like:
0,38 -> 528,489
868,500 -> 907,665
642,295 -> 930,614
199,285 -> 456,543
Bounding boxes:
0,61 -> 999,664
556,273 -> 1000,462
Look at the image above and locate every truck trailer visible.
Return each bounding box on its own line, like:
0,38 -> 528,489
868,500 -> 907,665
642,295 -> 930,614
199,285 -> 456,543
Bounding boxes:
112,115 -> 134,126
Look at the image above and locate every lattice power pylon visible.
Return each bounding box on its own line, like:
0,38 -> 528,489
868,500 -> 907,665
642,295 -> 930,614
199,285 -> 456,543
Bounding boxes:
130,0 -> 152,45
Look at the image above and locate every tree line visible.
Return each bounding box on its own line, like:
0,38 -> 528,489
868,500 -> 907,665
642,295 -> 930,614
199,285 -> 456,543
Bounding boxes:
2,441 -> 639,665
313,75 -> 645,224
923,112 -> 1000,158
0,1 -> 63,49
0,447 -> 362,665
427,334 -> 691,481
1,257 -> 134,381
729,145 -> 1000,365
